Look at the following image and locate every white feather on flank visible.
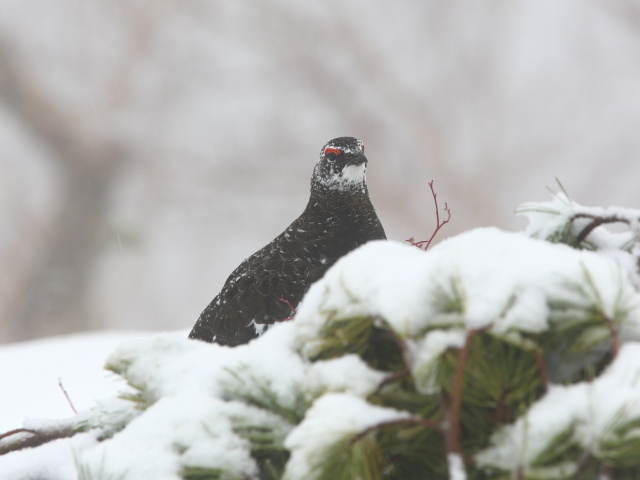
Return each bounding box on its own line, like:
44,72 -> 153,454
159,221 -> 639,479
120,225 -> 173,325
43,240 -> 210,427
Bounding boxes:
250,320 -> 269,335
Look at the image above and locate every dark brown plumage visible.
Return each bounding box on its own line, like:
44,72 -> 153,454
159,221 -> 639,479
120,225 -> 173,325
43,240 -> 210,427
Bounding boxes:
188,137 -> 386,346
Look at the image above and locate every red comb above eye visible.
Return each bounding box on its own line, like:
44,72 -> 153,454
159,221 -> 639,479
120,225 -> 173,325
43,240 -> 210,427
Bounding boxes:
324,147 -> 341,156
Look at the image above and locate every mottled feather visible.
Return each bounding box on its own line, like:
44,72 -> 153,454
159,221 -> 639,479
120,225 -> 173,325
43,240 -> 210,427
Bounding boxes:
189,137 -> 386,346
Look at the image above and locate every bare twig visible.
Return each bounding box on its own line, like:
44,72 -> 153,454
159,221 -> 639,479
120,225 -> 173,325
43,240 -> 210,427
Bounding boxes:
58,378 -> 78,415
407,180 -> 451,251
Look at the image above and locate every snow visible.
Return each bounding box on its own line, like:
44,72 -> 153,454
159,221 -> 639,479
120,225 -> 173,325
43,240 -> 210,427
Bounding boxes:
0,332 -> 148,432
283,393 -> 411,480
77,396 -> 263,479
411,329 -> 466,395
517,191 -> 639,250
294,228 -> 640,358
0,433 -> 98,480
0,331 -> 147,479
447,453 -> 467,480
517,190 -> 640,290
1,219 -> 640,478
303,354 -> 387,400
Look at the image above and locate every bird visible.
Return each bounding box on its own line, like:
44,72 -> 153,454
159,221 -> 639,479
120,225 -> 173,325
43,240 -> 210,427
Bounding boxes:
188,137 -> 386,346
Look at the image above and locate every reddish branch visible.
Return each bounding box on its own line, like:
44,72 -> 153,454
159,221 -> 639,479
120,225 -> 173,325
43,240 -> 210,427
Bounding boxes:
407,180 -> 451,251
58,378 -> 78,414
448,331 -> 473,455
448,327 -> 488,456
278,294 -> 296,320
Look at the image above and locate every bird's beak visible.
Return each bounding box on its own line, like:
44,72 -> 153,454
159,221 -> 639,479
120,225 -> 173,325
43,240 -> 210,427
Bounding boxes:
346,151 -> 367,167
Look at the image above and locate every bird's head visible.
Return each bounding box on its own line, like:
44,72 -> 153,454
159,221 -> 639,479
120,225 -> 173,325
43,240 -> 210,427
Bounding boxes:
312,137 -> 368,192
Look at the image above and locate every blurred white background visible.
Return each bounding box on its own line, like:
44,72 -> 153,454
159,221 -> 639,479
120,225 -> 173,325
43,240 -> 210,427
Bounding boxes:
1,0 -> 639,343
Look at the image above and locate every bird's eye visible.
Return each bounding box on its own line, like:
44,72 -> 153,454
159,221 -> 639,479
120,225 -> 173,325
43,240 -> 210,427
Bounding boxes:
324,147 -> 341,156
361,143 -> 365,152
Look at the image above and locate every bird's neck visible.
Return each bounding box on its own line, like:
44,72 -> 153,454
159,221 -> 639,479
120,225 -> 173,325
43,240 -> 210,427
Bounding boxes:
304,183 -> 373,219
294,182 -> 385,242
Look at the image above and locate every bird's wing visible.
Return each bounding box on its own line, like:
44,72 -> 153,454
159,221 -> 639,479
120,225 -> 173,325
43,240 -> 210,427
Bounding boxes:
189,238 -> 318,346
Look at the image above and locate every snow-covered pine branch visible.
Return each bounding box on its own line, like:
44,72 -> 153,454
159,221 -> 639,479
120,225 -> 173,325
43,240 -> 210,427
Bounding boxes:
2,186 -> 640,479
517,181 -> 640,289
0,422 -> 75,456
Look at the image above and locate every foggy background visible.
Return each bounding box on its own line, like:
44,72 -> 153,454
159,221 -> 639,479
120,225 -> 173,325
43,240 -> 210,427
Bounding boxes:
2,0 -> 639,343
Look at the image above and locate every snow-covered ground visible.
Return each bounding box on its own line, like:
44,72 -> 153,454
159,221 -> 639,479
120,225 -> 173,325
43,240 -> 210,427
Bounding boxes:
0,332 -> 157,431
0,331 -> 152,478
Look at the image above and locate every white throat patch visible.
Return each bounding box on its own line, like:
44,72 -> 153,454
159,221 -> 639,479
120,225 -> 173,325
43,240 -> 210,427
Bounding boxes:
313,160 -> 367,191
341,163 -> 366,184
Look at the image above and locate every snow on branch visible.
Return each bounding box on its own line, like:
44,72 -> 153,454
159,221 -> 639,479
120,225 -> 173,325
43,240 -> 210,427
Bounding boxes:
517,181 -> 640,292
517,181 -> 640,249
571,212 -> 637,246
0,420 -> 76,456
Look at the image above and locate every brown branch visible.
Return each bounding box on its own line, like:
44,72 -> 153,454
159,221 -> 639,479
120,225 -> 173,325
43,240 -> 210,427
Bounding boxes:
448,327 -> 488,455
349,417 -> 444,446
605,316 -> 620,360
0,429 -> 36,442
533,349 -> 550,392
448,331 -> 474,455
0,424 -> 76,456
571,213 -> 630,245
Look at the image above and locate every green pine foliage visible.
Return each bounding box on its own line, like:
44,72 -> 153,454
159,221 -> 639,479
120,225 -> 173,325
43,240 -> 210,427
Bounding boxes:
70,187 -> 640,480
180,466 -> 245,480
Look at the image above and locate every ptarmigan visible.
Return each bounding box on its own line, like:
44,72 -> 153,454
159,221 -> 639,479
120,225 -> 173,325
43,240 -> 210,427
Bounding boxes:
189,137 -> 386,346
